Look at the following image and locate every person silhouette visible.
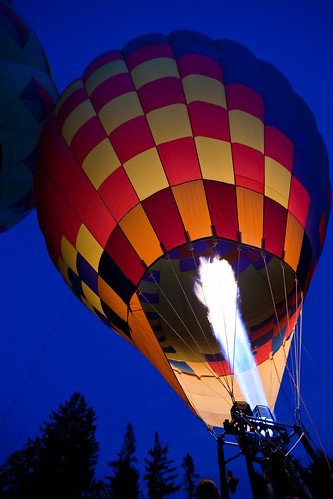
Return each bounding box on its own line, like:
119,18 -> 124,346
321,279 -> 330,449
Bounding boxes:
196,478 -> 221,499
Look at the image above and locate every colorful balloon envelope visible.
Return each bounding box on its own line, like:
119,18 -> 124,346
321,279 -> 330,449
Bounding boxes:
35,31 -> 331,427
0,0 -> 58,232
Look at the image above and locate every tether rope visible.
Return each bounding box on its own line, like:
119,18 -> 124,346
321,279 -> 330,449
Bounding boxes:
272,356 -> 296,423
298,390 -> 333,481
0,295 -> 73,432
302,343 -> 333,397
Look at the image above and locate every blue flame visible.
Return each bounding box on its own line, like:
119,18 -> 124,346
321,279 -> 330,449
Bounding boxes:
194,257 -> 268,410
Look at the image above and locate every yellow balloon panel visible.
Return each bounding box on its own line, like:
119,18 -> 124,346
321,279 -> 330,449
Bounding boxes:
146,103 -> 192,144
229,110 -> 264,153
61,236 -> 78,274
124,147 -> 169,200
85,59 -> 129,96
195,137 -> 235,183
62,100 -> 96,146
82,139 -> 121,189
98,92 -> 144,135
265,157 -> 291,209
55,80 -> 83,118
182,74 -> 227,107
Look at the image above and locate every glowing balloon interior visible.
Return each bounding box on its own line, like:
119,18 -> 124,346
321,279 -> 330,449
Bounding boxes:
34,31 -> 331,427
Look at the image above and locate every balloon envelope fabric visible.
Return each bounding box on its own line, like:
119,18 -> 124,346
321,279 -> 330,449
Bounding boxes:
35,30 -> 331,427
0,0 -> 58,232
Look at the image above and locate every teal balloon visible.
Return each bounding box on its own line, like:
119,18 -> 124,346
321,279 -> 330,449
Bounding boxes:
0,0 -> 59,232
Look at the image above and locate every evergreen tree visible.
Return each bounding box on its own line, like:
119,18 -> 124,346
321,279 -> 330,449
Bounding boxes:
0,437 -> 41,498
144,431 -> 180,498
181,453 -> 200,498
0,392 -> 102,498
105,422 -> 140,498
301,451 -> 333,498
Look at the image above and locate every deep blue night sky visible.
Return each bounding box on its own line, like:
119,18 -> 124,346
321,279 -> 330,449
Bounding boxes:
1,1 -> 333,496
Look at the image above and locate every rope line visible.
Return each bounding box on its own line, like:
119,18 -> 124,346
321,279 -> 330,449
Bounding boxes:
298,291 -> 304,410
294,278 -> 299,412
298,390 -> 333,481
262,254 -> 299,408
0,295 -> 73,432
281,263 -> 297,406
208,259 -> 235,394
262,253 -> 285,354
166,258 -> 234,394
272,356 -> 296,424
137,289 -> 233,396
128,306 -> 231,420
302,342 -> 333,397
231,245 -> 241,396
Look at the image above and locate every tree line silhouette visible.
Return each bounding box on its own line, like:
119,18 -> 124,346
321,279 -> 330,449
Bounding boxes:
0,392 -> 200,498
0,392 -> 332,498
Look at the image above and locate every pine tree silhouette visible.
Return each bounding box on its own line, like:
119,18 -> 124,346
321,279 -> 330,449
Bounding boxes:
144,431 -> 180,498
182,453 -> 200,498
300,451 -> 333,499
105,422 -> 140,498
0,392 -> 102,498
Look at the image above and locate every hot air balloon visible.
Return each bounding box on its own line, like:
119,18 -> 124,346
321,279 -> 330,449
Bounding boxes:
34,30 -> 331,429
0,0 -> 58,232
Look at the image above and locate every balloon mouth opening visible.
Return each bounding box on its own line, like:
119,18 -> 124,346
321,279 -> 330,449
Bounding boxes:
135,237 -> 299,378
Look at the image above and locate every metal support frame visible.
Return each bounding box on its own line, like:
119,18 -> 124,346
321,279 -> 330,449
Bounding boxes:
221,404 -> 315,498
217,435 -> 230,499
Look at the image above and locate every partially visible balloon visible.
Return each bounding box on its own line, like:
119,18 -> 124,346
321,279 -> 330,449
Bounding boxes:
35,31 -> 330,427
0,0 -> 58,232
